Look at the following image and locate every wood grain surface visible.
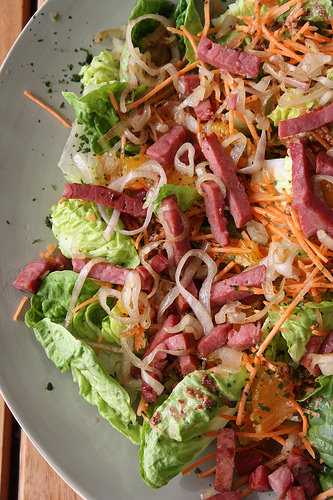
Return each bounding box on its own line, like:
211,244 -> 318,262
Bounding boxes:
1,0 -> 81,498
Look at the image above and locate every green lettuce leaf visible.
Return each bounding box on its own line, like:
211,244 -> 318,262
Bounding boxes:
153,184 -> 201,213
268,101 -> 315,126
307,375 -> 333,467
129,0 -> 175,47
25,270 -> 100,328
51,199 -> 139,268
140,369 -> 246,487
175,0 -> 203,62
264,301 -> 333,363
320,467 -> 333,491
63,82 -> 126,154
304,0 -> 333,21
80,50 -> 120,88
101,304 -> 127,345
32,318 -> 140,443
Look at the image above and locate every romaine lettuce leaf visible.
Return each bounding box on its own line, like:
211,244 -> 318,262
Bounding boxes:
80,50 -> 120,88
320,467 -> 333,491
153,184 -> 201,213
140,368 -> 246,487
25,270 -> 100,328
101,303 -> 127,345
51,199 -> 139,268
129,0 -> 175,48
32,318 -> 140,443
304,0 -> 333,21
63,82 -> 126,154
175,0 -> 203,62
307,375 -> 333,467
264,301 -> 333,363
268,101 -> 315,126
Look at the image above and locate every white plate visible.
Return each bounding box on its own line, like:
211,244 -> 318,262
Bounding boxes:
0,1 -> 270,499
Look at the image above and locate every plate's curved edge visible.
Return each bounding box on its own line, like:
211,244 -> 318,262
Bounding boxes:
0,2 -> 90,498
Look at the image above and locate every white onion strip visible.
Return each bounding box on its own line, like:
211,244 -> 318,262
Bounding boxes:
175,249 -> 217,335
317,229 -> 333,251
174,143 -> 195,177
239,129 -> 266,174
164,314 -> 204,340
98,287 -> 121,316
139,241 -> 164,299
103,209 -> 120,241
65,258 -> 105,327
141,369 -> 165,395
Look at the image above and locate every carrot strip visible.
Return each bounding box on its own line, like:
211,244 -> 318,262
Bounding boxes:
12,296 -> 29,321
214,261 -> 236,281
293,21 -> 310,41
73,295 -> 98,314
23,90 -> 72,128
137,397 -> 148,417
182,452 -> 216,475
196,465 -> 216,478
167,26 -> 198,58
261,26 -> 303,61
202,0 -> 211,39
128,61 -> 198,110
289,401 -> 308,435
302,437 -> 316,459
109,91 -> 120,115
39,244 -> 57,260
257,267 -> 319,356
314,488 -> 333,500
236,357 -> 260,426
236,425 -> 301,439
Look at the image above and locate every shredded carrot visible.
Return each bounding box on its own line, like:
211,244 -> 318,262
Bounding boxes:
23,90 -> 71,128
12,296 -> 29,321
289,401 -> 308,436
39,244 -> 57,260
135,231 -> 144,250
167,26 -> 198,58
236,425 -> 301,439
314,488 -> 333,500
284,39 -> 309,54
262,0 -> 300,22
214,261 -> 236,281
271,435 -> 287,446
128,61 -> 198,110
196,466 -> 216,478
182,452 -> 216,475
302,436 -> 316,460
236,357 -> 260,426
237,111 -> 259,142
109,91 -> 120,115
257,267 -> 319,356
210,246 -> 250,255
137,397 -> 148,417
73,295 -> 99,314
261,26 -> 303,62
265,453 -> 289,469
202,0 -> 211,39
220,414 -> 237,421
293,21 -> 310,41
304,239 -> 328,264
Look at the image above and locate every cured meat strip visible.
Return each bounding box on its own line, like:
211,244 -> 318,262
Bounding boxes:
198,37 -> 261,78
194,99 -> 214,122
207,494 -> 241,500
235,451 -> 263,476
286,487 -> 306,500
249,465 -> 270,492
179,355 -> 198,376
63,183 -> 146,217
160,196 -> 191,265
227,323 -> 261,351
300,336 -> 323,376
211,265 -> 266,306
316,151 -> 333,176
268,465 -> 294,497
290,142 -> 333,237
287,450 -> 320,498
150,254 -> 168,274
202,181 -> 229,246
279,102 -> 333,138
146,125 -> 189,167
178,75 -> 200,95
201,134 -> 252,228
198,324 -> 231,357
144,314 -> 180,356
72,258 -> 153,292
13,254 -> 69,294
215,428 -> 236,492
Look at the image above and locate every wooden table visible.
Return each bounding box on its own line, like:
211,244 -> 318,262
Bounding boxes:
0,2 -> 81,498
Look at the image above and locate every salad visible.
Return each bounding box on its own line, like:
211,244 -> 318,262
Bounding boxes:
14,0 -> 333,497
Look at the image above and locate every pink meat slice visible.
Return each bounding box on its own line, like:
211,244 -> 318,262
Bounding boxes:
300,336 -> 323,377
207,494 -> 242,500
72,258 -> 153,292
198,37 -> 261,78
160,196 -> 191,265
201,134 -> 252,228
13,254 -> 70,294
249,465 -> 270,492
268,465 -> 294,497
63,183 -> 146,217
146,125 -> 189,167
179,354 -> 198,376
321,331 -> 333,353
286,487 -> 306,500
316,151 -> 333,176
165,332 -> 192,351
215,428 -> 236,492
290,142 -> 333,237
197,324 -> 231,357
279,102 -> 333,138
227,323 -> 261,351
194,99 -> 214,122
202,181 -> 229,246
144,314 -> 180,356
178,75 -> 200,95
211,265 -> 266,306
150,254 -> 168,274
235,451 -> 263,476
287,450 -> 320,498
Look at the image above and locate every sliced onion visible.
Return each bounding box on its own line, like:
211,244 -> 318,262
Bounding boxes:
246,220 -> 269,245
129,104 -> 151,132
175,250 -> 216,335
126,14 -> 172,77
122,271 -> 141,321
319,90 -> 333,107
103,209 -> 120,241
317,229 -> 333,251
316,76 -> 333,89
215,301 -> 248,325
73,153 -> 94,184
299,53 -> 332,78
139,241 -> 164,299
213,347 -> 242,373
164,314 -> 204,340
141,369 -> 165,395
120,336 -> 154,372
97,204 -> 111,224
239,129 -> 266,174
124,128 -> 148,145
174,143 -> 195,177
195,162 -> 226,198
65,258 -> 105,326
98,287 -> 121,316
310,353 -> 333,375
120,87 -> 131,114
222,132 -> 247,165
247,76 -> 272,93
